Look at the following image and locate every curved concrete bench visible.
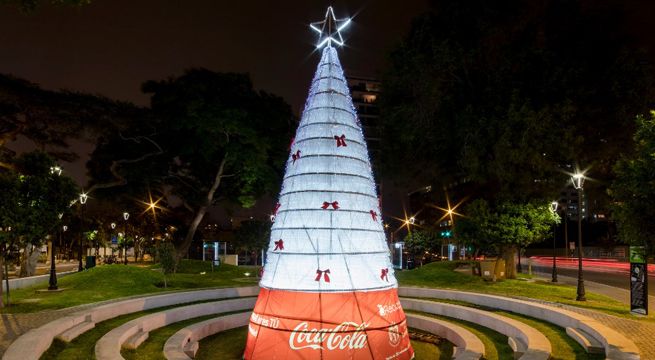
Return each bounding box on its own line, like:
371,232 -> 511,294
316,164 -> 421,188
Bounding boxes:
95,297 -> 257,360
164,312 -> 251,359
399,287 -> 640,359
401,298 -> 551,360
405,313 -> 484,360
3,286 -> 259,360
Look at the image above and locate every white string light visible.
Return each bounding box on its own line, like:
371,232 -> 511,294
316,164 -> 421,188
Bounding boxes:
309,6 -> 351,48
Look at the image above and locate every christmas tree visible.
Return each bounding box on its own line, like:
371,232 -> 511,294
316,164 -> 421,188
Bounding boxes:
244,7 -> 414,359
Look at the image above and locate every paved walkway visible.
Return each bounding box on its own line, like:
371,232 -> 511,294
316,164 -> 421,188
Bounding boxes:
529,272 -> 655,358
0,293 -> 158,356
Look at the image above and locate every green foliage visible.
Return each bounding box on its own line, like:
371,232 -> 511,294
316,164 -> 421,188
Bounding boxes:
0,0 -> 90,12
610,111 -> 655,251
455,199 -> 494,254
158,242 -> 176,275
456,199 -> 558,252
493,202 -> 557,248
0,151 -> 78,246
233,220 -> 270,253
88,70 -> 294,257
404,229 -> 440,259
380,0 -> 652,202
0,74 -> 143,163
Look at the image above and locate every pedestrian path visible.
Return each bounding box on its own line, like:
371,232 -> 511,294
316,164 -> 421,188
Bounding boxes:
532,271 -> 655,313
0,292 -> 162,356
528,272 -> 655,358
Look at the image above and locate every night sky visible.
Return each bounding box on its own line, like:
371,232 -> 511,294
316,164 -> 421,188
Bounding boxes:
1,0 -> 653,221
0,0 -> 429,113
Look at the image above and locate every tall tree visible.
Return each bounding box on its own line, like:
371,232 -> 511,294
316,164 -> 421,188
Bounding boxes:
380,0 -> 652,203
0,74 -> 144,166
456,199 -> 557,278
403,229 -> 440,266
88,70 -> 294,263
233,220 -> 270,266
609,111 -> 655,253
0,151 -> 78,281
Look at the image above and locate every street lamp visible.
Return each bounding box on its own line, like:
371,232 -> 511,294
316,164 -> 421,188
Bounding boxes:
78,192 -> 88,272
571,172 -> 586,301
48,169 -> 64,290
550,201 -> 559,283
49,224 -> 67,290
123,212 -> 129,265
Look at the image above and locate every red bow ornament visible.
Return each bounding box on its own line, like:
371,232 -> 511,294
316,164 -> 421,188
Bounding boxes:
274,239 -> 284,251
370,210 -> 378,221
291,150 -> 301,164
273,202 -> 281,216
334,134 -> 347,147
321,201 -> 339,210
381,268 -> 389,282
288,137 -> 295,150
315,269 -> 331,282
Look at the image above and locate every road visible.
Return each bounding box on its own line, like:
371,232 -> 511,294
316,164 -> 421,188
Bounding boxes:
530,258 -> 655,296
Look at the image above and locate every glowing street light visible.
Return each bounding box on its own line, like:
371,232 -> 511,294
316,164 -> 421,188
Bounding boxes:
78,192 -> 89,272
571,171 -> 586,301
550,201 -> 559,283
50,166 -> 62,176
123,211 -> 130,265
79,192 -> 88,205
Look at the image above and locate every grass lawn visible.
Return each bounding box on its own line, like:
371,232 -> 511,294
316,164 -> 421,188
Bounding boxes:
3,259 -> 644,324
396,261 -> 650,320
121,313 -> 221,360
409,295 -> 604,360
41,308 -> 156,359
196,326 -> 451,359
407,310 -> 513,360
494,310 -> 604,360
2,260 -> 259,313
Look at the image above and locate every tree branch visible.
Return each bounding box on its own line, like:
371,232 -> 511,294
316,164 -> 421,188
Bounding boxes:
87,134 -> 164,193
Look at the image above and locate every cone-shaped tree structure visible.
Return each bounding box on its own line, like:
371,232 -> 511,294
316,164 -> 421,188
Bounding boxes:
244,11 -> 414,359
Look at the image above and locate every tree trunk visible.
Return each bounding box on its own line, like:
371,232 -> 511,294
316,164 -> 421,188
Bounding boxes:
175,154 -> 228,265
504,245 -> 517,279
19,244 -> 40,277
517,249 -> 523,273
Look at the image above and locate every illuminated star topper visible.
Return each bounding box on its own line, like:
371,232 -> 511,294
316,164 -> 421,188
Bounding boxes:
310,6 -> 351,48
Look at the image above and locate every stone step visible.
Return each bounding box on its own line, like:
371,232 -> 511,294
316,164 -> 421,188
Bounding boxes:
183,340 -> 199,358
56,320 -> 95,342
566,327 -> 605,354
123,330 -> 149,350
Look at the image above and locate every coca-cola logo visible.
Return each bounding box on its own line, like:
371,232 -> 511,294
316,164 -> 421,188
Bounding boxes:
377,302 -> 402,317
388,324 -> 401,346
289,321 -> 369,351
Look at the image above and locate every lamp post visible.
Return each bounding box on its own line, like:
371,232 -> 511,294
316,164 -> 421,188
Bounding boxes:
110,222 -> 116,260
48,213 -> 63,290
78,192 -> 88,272
49,167 -> 64,290
550,201 -> 559,283
571,172 -> 586,301
123,212 -> 129,265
